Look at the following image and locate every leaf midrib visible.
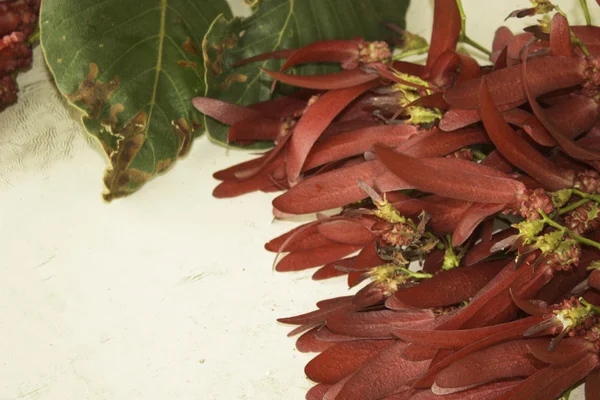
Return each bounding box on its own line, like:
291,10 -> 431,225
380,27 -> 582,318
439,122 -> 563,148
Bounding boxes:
145,0 -> 168,142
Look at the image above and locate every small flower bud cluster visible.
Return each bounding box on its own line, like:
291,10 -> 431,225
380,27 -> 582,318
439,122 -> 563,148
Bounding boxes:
575,170 -> 600,194
0,0 -> 40,110
353,40 -> 392,68
564,202 -> 600,235
381,222 -> 416,247
551,297 -> 600,338
583,57 -> 600,98
0,76 -> 17,108
451,148 -> 474,161
544,239 -> 581,272
509,189 -> 555,221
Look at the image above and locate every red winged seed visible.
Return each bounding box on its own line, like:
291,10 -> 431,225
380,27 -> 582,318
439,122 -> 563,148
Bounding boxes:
444,56 -> 587,109
326,309 -> 436,338
312,257 -> 356,281
302,124 -> 419,172
227,116 -> 283,143
296,327 -> 337,353
286,81 -> 379,183
273,160 -> 410,215
479,79 -> 574,190
550,13 -> 574,57
248,91 -> 316,117
411,323 -> 542,389
499,354 -> 599,400
438,100 -> 523,131
392,317 -> 543,350
213,154 -> 270,181
590,269 -> 600,291
425,0 -> 461,74
393,197 -> 472,234
347,239 -> 383,287
464,229 -> 518,266
390,60 -> 426,77
261,67 -> 378,91
408,381 -> 519,400
278,297 -> 355,328
521,49 -> 600,161
335,341 -> 431,400
503,108 -> 556,146
305,339 -> 394,384
316,220 -> 375,245
191,97 -> 262,124
401,127 -> 490,158
433,339 -> 548,394
316,296 -> 355,310
526,336 -> 594,366
212,173 -> 277,198
452,203 -> 507,247
407,92 -> 449,110
510,290 -> 551,316
492,26 -> 515,57
275,243 -> 363,272
433,260 -> 526,331
279,40 -> 361,72
314,325 -> 358,342
545,95 -> 600,140
375,146 -> 525,204
306,383 -> 331,400
585,368 -> 600,400
265,223 -> 322,253
456,52 -> 481,82
391,259 -> 507,309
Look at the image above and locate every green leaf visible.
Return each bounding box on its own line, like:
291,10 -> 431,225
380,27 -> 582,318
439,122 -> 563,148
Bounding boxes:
203,0 -> 410,148
40,0 -> 231,201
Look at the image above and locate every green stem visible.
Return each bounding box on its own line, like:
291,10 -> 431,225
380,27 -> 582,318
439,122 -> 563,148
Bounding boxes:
455,0 -> 492,56
580,297 -> 600,315
573,189 -> 600,203
539,209 -> 600,251
397,266 -> 432,280
393,46 -> 430,60
579,0 -> 592,26
559,198 -> 591,215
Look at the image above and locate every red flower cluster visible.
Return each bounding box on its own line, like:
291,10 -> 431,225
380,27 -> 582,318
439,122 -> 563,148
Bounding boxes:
197,0 -> 600,398
0,0 -> 40,110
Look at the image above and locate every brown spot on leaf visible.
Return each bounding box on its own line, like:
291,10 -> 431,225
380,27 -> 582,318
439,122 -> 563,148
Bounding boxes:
177,60 -> 198,69
156,158 -> 173,173
182,37 -> 200,55
102,111 -> 149,202
172,118 -> 192,157
68,63 -> 119,119
220,73 -> 248,90
202,33 -> 238,75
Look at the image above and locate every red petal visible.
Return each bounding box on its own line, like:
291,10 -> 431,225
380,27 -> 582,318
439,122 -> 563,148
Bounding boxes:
286,81 -> 379,183
479,79 -> 573,190
297,326 -> 336,353
550,13 -> 573,57
392,259 -> 507,309
425,0 -> 461,74
335,342 -> 430,400
276,243 -> 362,272
393,316 -> 542,350
375,146 -> 524,204
444,56 -> 586,109
305,339 -> 393,384
261,67 -> 378,90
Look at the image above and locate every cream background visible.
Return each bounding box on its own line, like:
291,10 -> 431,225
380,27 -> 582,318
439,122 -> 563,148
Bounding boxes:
1,1 -> 598,399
